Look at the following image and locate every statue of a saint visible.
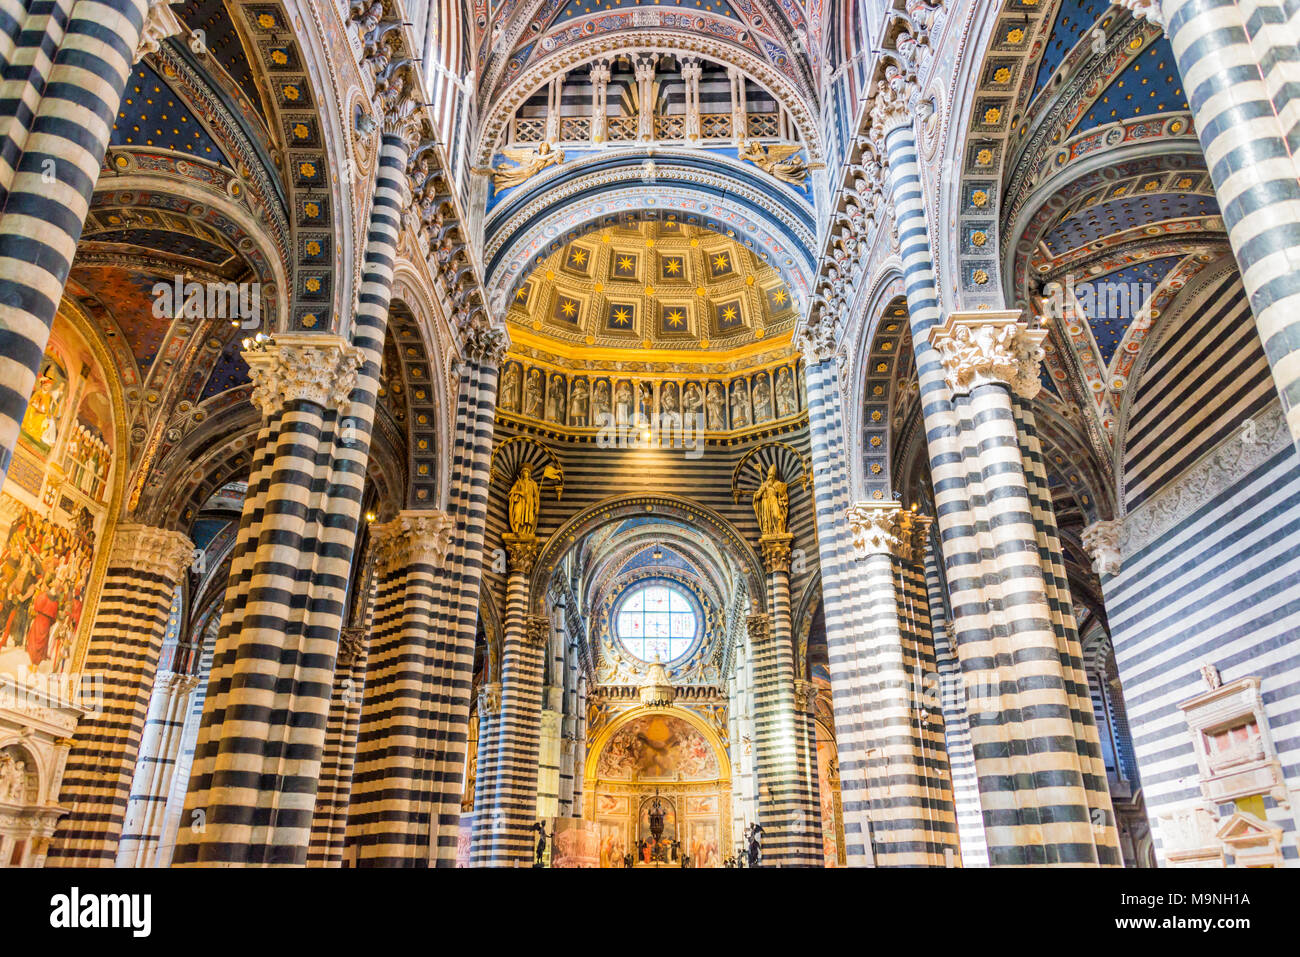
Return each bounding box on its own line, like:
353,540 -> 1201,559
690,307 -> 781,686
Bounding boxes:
508,463 -> 541,538
746,822 -> 765,867
753,464 -> 789,537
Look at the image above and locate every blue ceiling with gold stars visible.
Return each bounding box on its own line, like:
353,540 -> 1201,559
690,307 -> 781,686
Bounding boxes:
111,61 -> 231,166
1032,0 -> 1113,97
1073,37 -> 1187,133
1043,191 -> 1219,254
176,0 -> 268,126
1084,255 -> 1182,365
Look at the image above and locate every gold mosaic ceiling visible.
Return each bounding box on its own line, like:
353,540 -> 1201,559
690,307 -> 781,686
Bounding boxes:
507,222 -> 798,361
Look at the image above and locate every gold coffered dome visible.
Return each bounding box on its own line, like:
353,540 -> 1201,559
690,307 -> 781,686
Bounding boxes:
507,221 -> 797,364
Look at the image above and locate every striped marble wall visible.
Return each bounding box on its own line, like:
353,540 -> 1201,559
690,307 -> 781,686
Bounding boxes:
1107,270 -> 1300,866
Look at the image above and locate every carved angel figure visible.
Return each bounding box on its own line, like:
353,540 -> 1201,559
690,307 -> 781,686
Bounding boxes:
738,140 -> 808,186
493,141 -> 565,193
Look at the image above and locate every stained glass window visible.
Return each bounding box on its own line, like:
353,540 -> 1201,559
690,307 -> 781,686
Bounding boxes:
615,582 -> 697,663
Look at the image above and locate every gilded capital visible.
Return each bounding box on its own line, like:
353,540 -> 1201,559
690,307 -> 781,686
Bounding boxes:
925,310 -> 1046,399
243,334 -> 365,418
337,626 -> 368,668
759,533 -> 793,574
108,525 -> 195,582
503,533 -> 542,575
1081,519 -> 1123,578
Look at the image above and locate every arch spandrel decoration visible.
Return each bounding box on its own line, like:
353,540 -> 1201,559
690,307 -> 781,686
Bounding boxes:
583,705 -> 732,786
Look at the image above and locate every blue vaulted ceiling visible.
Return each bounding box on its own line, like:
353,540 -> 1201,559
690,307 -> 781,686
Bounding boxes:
112,61 -> 231,165
1074,37 -> 1187,133
1043,191 -> 1219,254
1032,0 -> 1113,98
1084,255 -> 1183,366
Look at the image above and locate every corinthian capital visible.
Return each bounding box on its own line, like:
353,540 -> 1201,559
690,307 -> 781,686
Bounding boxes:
135,0 -> 184,63
478,681 -> 502,715
503,533 -> 542,575
109,525 -> 195,581
243,334 -> 365,417
460,317 -> 509,368
746,613 -> 771,645
1081,519 -> 1123,578
925,310 -> 1046,399
398,509 -> 455,567
1115,0 -> 1163,27
847,502 -> 906,559
525,615 -> 551,647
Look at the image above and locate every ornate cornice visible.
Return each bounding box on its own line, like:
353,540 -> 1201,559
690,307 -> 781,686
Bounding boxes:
243,334 -> 365,417
926,310 -> 1045,399
1121,403 -> 1290,558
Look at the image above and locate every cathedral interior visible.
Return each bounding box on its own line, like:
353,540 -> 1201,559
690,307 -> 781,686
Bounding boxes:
0,0 -> 1297,870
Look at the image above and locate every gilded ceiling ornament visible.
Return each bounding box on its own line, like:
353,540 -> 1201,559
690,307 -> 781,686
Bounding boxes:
493,141 -> 565,193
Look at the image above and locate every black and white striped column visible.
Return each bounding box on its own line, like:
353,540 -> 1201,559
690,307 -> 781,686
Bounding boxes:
844,502 -> 955,866
115,670 -> 201,867
0,0 -> 148,481
472,536 -> 546,866
308,625 -> 369,866
1159,0 -> 1300,447
749,539 -> 822,866
800,347 -> 877,866
346,510 -> 458,866
46,523 -> 193,866
173,116 -> 418,865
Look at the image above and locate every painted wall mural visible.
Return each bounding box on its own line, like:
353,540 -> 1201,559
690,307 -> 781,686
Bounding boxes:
0,310 -> 117,681
596,713 -> 719,780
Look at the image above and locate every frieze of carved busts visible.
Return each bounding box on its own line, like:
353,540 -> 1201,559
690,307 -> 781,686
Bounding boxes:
925,310 -> 1046,399
868,63 -> 919,146
1081,519 -> 1123,578
244,334 -> 365,418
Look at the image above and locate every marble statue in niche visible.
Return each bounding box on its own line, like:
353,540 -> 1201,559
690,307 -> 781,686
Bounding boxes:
661,381 -> 679,417
547,374 -> 567,424
683,381 -> 702,422
593,378 -> 611,423
752,372 -> 773,423
501,362 -> 521,412
706,381 -> 726,430
730,379 -> 750,428
615,379 -> 633,425
637,381 -> 654,418
775,365 -> 797,417
569,376 -> 590,426
523,368 -> 544,418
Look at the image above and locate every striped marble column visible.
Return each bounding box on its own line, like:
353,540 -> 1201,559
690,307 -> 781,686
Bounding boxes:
0,0 -> 148,481
923,544 -> 988,866
115,669 -> 200,867
845,502 -> 953,866
800,349 -> 876,866
307,625 -> 368,867
750,538 -> 822,866
346,509 -> 457,867
928,311 -> 1121,866
469,680 -> 501,841
45,524 -> 193,866
173,111 -> 419,865
472,541 -> 547,865
1159,0 -> 1300,447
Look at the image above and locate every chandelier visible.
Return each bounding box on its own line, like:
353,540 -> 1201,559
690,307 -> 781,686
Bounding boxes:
639,660 -> 676,708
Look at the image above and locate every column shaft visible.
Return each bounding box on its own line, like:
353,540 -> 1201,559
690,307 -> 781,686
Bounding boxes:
46,525 -> 192,866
